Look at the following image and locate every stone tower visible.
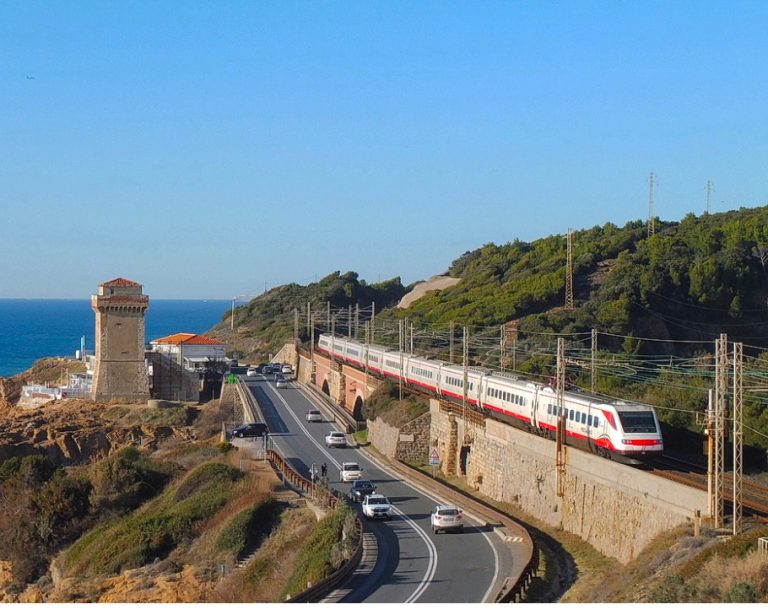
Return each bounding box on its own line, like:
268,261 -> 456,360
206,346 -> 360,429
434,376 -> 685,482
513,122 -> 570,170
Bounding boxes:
91,278 -> 150,402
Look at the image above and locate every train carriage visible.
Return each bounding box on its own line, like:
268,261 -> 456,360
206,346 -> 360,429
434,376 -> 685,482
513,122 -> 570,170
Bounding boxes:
438,363 -> 484,405
404,356 -> 444,393
315,333 -> 663,464
480,374 -> 538,428
342,338 -> 366,368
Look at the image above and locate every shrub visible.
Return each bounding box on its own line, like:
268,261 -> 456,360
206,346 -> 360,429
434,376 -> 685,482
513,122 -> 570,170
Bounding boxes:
725,582 -> 757,603
215,498 -> 279,558
89,446 -> 176,514
281,501 -> 358,599
60,461 -> 244,576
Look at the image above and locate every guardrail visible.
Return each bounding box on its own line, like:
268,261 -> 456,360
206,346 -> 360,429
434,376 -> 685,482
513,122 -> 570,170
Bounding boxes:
235,378 -> 261,423
264,449 -> 364,602
300,382 -> 365,434
398,460 -> 538,603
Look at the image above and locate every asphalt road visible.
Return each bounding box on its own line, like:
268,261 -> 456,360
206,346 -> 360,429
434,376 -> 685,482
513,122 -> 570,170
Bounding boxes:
240,373 -> 515,603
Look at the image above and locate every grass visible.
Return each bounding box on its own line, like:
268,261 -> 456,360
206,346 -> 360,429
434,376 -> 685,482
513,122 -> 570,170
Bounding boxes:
279,501 -> 359,600
59,461 -> 243,577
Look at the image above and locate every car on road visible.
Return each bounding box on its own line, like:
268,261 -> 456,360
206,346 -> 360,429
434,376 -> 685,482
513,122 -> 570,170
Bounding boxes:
362,494 -> 392,520
246,366 -> 259,377
339,461 -> 363,482
230,422 -> 269,438
325,431 -> 347,448
276,378 -> 286,388
349,479 -> 376,502
281,364 -> 293,374
306,408 -> 323,423
274,373 -> 284,383
430,504 -> 464,533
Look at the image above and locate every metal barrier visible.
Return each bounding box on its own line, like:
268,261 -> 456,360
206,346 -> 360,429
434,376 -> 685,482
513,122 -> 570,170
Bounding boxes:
262,449 -> 364,602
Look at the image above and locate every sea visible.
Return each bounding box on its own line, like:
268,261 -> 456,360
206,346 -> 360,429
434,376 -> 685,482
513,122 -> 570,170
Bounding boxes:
0,299 -> 231,378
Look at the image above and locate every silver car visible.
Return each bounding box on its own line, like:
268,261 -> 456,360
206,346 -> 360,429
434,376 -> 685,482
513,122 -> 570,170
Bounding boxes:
325,431 -> 347,448
430,504 -> 464,533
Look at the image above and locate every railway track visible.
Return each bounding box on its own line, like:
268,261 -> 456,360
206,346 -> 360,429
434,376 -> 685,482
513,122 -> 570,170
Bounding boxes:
650,455 -> 768,520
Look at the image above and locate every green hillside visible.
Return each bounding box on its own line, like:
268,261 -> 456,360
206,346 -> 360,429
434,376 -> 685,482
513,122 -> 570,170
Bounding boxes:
210,206 -> 768,460
209,271 -> 406,361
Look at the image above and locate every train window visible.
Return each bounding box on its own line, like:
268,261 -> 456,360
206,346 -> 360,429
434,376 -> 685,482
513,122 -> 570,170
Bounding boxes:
581,414 -> 587,425
569,409 -> 574,421
593,416 -> 599,428
575,411 -> 581,423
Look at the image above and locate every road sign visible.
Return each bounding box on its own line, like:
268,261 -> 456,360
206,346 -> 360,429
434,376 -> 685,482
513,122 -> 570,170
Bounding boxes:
428,447 -> 440,466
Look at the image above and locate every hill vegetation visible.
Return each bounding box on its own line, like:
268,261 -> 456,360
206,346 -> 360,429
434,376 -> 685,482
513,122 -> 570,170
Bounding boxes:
209,271 -> 406,361
215,206 -> 768,462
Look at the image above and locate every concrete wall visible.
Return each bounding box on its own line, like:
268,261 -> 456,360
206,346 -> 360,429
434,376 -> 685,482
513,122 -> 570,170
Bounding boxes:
430,401 -> 708,563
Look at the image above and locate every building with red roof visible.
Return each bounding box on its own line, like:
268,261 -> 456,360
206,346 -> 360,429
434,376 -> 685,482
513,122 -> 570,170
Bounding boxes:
149,332 -> 227,371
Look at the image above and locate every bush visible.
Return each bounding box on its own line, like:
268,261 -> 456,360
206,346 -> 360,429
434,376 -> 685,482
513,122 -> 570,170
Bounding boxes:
725,582 -> 757,603
281,501 -> 358,599
0,455 -> 56,487
89,446 -> 177,514
215,498 -> 279,558
60,461 -> 244,576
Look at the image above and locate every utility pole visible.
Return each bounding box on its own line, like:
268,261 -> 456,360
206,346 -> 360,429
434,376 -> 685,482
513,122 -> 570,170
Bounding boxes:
449,321 -> 455,364
647,172 -> 656,238
410,321 -> 414,354
326,302 -> 331,334
556,337 -> 566,498
713,333 -> 727,528
306,302 -> 311,337
462,326 -> 469,441
733,341 -> 743,535
348,305 -> 352,338
591,328 -> 597,394
500,324 -> 506,371
565,228 -> 574,309
371,302 -> 375,345
398,320 -> 403,400
293,308 -> 299,342
706,180 -> 713,214
355,303 -> 359,339
310,314 -> 316,384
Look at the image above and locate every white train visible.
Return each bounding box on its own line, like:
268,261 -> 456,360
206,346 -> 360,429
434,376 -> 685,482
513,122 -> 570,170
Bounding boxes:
317,333 -> 663,464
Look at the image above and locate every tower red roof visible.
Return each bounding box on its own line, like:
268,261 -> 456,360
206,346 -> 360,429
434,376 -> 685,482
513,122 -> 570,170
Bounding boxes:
101,277 -> 142,287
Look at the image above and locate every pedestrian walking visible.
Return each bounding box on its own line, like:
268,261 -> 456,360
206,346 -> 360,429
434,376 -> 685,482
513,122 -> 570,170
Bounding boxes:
321,462 -> 327,478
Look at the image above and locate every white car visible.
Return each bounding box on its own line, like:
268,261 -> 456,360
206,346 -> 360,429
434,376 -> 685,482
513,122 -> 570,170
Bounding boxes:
325,431 -> 347,447
281,364 -> 293,374
306,408 -> 323,423
339,461 -> 363,482
362,494 -> 392,520
430,504 -> 464,534
246,367 -> 258,377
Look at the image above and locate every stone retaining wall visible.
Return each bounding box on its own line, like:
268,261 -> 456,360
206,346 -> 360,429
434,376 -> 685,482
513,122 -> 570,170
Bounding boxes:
431,402 -> 708,563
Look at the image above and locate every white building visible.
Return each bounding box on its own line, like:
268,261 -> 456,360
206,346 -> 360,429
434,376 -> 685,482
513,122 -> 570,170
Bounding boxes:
149,333 -> 227,372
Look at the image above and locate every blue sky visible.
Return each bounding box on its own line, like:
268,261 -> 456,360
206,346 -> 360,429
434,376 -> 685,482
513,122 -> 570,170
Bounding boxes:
2,1 -> 766,299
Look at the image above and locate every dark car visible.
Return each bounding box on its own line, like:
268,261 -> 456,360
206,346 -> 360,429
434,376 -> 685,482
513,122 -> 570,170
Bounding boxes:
230,423 -> 269,438
349,479 -> 376,503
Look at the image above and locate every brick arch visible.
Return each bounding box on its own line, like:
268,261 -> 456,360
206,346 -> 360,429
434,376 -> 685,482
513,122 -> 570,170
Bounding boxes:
321,378 -> 330,397
352,395 -> 364,421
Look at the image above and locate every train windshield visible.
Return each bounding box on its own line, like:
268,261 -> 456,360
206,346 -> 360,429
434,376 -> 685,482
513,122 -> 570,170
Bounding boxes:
617,411 -> 657,433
